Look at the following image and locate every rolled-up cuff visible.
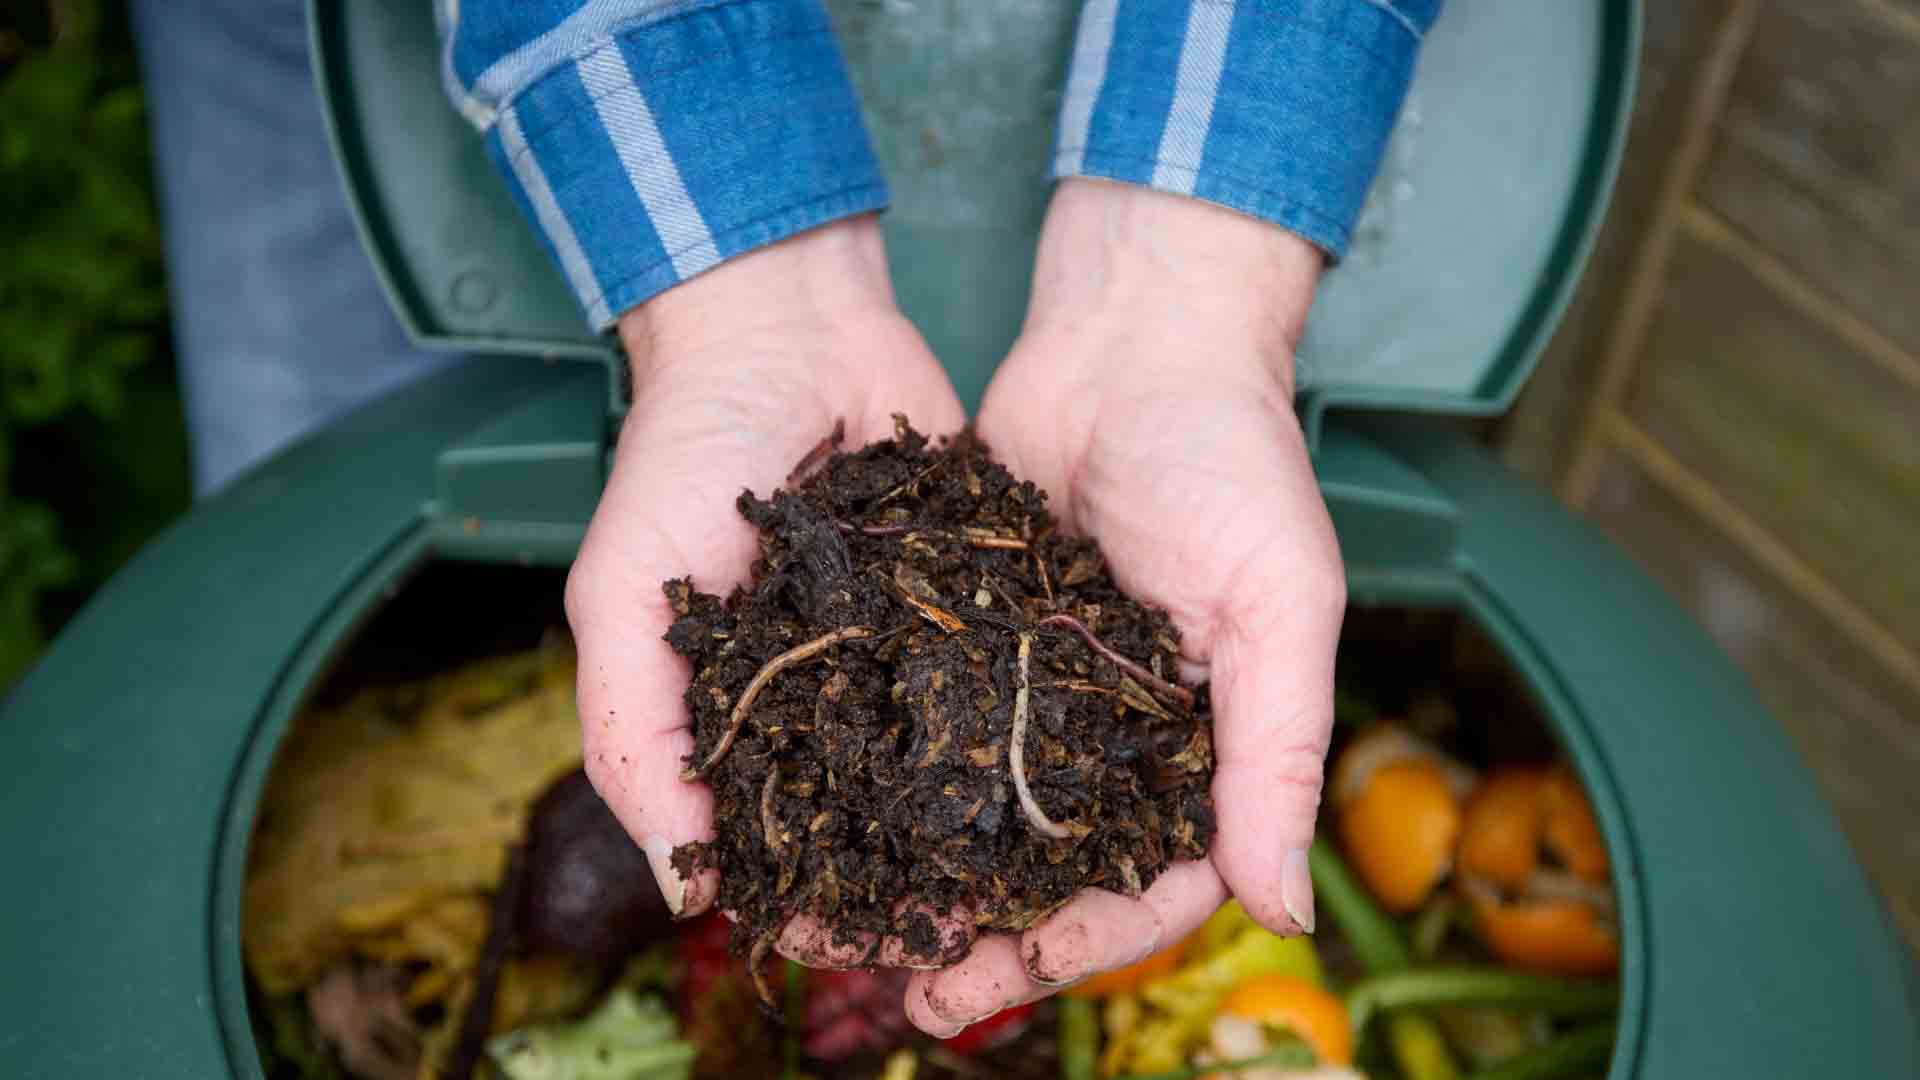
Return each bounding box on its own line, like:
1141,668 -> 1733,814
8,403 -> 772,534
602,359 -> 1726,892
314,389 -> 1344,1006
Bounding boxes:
1051,0 -> 1436,259
478,0 -> 888,330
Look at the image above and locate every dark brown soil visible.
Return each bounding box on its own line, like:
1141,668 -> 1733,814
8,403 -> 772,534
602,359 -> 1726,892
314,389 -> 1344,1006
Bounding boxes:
666,419 -> 1214,988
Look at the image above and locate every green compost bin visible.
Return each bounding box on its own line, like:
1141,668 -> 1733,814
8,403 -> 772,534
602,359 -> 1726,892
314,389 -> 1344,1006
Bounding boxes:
3,0 -> 1916,1076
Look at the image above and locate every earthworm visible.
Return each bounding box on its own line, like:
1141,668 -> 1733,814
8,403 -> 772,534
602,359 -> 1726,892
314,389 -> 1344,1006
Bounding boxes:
682,626 -> 876,781
1010,632 -> 1074,841
786,418 -> 845,485
1038,613 -> 1194,713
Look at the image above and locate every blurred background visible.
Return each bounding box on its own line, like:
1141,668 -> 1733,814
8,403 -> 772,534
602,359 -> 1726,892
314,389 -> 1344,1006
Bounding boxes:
1,0 -> 1914,948
0,0 -> 190,688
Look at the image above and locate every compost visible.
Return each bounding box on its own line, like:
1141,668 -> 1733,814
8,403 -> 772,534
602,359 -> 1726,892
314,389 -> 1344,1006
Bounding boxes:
665,419 -> 1216,985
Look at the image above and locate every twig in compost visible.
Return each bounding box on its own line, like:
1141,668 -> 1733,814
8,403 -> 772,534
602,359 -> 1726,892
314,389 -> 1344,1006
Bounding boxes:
1038,613 -> 1194,713
837,519 -> 1028,550
749,928 -> 782,1011
786,418 -> 845,485
1037,679 -> 1117,696
1034,548 -> 1056,609
761,766 -> 785,855
960,526 -> 1029,550
1010,632 -> 1074,841
873,458 -> 946,506
682,626 -> 876,781
885,573 -> 967,634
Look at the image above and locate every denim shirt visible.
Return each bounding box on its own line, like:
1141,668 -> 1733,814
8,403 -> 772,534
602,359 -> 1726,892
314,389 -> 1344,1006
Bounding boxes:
439,0 -> 1441,331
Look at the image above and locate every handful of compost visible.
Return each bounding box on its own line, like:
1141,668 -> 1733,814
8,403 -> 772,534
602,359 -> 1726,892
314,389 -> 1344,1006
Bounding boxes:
665,420 -> 1216,998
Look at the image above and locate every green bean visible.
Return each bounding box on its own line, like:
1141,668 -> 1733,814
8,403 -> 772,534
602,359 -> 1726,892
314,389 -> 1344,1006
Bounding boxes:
1467,1023 -> 1617,1080
1111,1044 -> 1317,1080
1389,1013 -> 1463,1080
781,960 -> 806,1080
1347,969 -> 1618,1034
1059,997 -> 1100,1080
1410,895 -> 1457,962
1311,839 -> 1464,1079
1308,837 -> 1412,973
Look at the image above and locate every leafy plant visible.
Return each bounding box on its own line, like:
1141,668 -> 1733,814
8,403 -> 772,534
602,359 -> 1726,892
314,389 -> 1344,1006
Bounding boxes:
1,0 -> 187,687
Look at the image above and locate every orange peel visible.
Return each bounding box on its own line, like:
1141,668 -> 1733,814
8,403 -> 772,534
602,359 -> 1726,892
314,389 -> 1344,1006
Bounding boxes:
1330,724 -> 1475,807
1457,769 -> 1547,890
1542,764 -> 1610,884
1458,764 -> 1609,889
1337,758 -> 1462,914
1457,763 -> 1618,975
1219,972 -> 1355,1066
1467,889 -> 1620,976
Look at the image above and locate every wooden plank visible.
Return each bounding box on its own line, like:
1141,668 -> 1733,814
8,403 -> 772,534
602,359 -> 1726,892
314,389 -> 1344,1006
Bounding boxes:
1618,230 -> 1920,657
1697,0 -> 1920,355
1605,412 -> 1920,697
1559,0 -> 1762,505
1500,0 -> 1739,481
1683,204 -> 1920,397
1585,449 -> 1920,951
1862,0 -> 1920,42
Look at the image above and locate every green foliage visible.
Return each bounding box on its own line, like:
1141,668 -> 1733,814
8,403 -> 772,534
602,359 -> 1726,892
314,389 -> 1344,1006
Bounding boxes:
0,447 -> 77,685
1,0 -> 187,687
1,6 -> 163,422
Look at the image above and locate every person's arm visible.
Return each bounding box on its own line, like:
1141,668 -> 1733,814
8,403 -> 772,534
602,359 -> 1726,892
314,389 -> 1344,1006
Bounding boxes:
439,0 -> 891,328
439,3 -> 969,954
906,0 -> 1440,1037
1051,0 -> 1439,261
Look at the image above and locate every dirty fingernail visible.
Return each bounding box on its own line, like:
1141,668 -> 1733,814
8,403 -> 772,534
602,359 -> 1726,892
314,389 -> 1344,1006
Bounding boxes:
1025,939 -> 1084,988
643,836 -> 686,916
1026,898 -> 1160,987
1282,847 -> 1315,935
917,981 -> 969,1037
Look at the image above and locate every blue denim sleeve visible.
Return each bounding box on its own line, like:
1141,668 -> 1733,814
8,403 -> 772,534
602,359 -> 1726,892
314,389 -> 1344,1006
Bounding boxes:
439,1 -> 888,330
1053,0 -> 1441,259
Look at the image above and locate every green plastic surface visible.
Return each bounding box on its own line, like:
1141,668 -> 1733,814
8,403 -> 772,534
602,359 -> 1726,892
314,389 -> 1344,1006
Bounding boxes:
2,360 -> 1914,1077
313,0 -> 1633,423
3,1 -> 1914,1075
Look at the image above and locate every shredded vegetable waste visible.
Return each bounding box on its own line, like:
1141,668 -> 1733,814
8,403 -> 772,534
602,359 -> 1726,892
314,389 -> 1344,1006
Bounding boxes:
487,988 -> 695,1080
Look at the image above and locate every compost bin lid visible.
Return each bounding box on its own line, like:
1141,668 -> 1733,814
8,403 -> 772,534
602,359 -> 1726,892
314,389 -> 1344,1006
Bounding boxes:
313,0 -> 1633,437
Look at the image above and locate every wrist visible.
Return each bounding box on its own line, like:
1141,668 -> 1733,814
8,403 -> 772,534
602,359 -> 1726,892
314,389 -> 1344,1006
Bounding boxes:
617,215 -> 901,382
1024,180 -> 1323,390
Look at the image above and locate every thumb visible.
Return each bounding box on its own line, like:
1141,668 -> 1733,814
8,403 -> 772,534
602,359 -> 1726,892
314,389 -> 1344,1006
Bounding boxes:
567,403 -> 795,918
1205,537 -> 1345,938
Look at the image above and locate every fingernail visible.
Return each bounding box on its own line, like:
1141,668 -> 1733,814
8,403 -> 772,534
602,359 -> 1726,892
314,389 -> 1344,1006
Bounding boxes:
643,836 -> 686,917
1025,909 -> 1159,987
1021,930 -> 1098,991
1282,847 -> 1315,935
919,981 -> 970,1037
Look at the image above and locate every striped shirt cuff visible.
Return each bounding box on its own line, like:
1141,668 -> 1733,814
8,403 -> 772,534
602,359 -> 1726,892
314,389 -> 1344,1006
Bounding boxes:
1052,0 -> 1439,259
458,1 -> 888,330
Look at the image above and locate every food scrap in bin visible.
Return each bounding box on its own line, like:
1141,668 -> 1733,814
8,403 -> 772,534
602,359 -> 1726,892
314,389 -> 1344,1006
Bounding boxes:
241,525 -> 1622,1078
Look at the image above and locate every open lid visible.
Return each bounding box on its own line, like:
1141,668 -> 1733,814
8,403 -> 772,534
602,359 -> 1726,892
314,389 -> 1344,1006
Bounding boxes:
312,0 -> 1634,437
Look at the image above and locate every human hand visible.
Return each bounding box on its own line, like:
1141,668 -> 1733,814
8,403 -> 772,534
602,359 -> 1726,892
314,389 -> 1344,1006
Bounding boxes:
905,180 -> 1345,1036
567,218 -> 969,966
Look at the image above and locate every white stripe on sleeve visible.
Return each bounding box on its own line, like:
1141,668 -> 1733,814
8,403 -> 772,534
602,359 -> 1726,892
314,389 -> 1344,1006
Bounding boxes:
498,104 -> 612,327
576,45 -> 723,281
1150,0 -> 1235,195
1054,0 -> 1120,175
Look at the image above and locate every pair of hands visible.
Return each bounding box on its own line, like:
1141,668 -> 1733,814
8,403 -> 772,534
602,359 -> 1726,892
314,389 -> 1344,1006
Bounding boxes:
567,179 -> 1346,1035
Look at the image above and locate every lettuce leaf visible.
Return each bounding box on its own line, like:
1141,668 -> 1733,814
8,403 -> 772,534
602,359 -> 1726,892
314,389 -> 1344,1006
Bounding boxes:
489,989 -> 696,1080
